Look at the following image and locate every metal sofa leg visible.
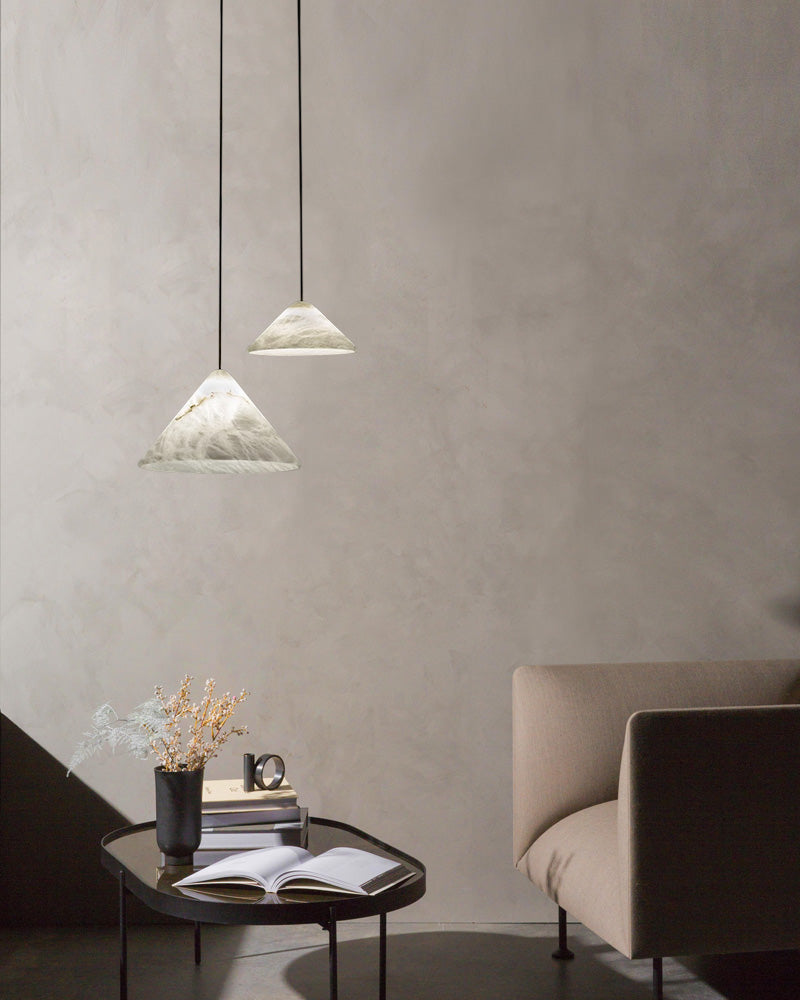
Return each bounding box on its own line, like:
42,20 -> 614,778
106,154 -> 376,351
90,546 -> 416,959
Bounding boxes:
653,957 -> 663,999
551,906 -> 575,960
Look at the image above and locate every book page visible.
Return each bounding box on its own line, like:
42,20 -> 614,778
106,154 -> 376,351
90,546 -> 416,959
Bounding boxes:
273,847 -> 409,894
175,845 -> 312,892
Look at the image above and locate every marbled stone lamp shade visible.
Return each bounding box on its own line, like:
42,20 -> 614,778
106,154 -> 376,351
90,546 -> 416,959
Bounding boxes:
248,301 -> 355,355
138,370 -> 300,473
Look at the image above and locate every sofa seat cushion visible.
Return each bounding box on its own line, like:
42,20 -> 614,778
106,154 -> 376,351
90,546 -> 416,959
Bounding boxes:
517,799 -> 629,957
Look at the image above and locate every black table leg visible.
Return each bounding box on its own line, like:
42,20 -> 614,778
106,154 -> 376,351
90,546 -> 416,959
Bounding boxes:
653,957 -> 663,999
328,905 -> 338,1000
118,870 -> 128,1000
379,912 -> 387,1000
194,922 -> 202,965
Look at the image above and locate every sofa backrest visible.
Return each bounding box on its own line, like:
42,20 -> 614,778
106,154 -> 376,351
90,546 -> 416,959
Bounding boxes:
512,659 -> 800,865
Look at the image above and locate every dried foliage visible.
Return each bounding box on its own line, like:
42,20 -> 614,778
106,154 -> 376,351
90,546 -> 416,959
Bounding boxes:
148,675 -> 249,771
68,676 -> 249,774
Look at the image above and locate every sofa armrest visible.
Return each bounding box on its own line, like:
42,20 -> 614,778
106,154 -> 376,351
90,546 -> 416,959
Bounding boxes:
513,661 -> 799,868
618,705 -> 800,959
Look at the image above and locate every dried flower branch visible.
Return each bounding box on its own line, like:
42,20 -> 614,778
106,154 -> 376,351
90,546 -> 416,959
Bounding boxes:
68,676 -> 249,774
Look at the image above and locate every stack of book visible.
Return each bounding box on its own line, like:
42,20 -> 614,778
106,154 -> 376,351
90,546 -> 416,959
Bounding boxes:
165,778 -> 307,868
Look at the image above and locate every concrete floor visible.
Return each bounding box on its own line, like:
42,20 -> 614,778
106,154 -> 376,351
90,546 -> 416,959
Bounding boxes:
1,922 -> 798,1000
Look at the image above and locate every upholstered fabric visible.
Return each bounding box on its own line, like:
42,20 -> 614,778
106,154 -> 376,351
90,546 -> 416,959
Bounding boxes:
519,801 -> 627,955
513,660 -> 800,962
619,704 -> 800,958
512,660 -> 800,864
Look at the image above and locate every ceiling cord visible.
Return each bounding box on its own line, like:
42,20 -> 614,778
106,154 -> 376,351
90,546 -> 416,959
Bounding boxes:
218,0 -> 224,370
297,0 -> 304,303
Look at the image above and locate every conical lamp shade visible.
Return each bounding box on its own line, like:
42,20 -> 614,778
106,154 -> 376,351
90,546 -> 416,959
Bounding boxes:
248,301 -> 355,355
139,370 -> 300,473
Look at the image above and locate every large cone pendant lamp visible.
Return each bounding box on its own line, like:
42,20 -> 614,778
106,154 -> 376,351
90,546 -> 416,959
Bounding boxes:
248,0 -> 355,356
140,0 -> 299,474
139,370 -> 299,473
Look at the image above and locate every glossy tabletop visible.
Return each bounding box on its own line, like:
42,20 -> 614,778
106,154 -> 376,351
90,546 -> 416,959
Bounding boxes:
101,818 -> 426,926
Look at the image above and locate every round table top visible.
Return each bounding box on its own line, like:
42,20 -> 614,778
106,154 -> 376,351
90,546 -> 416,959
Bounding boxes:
101,817 -> 426,925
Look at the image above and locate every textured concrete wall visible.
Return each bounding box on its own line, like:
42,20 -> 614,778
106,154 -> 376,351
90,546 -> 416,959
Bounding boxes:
2,1 -> 799,921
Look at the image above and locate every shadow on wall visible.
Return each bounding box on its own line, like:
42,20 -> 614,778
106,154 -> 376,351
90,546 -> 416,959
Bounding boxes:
284,931 -> 800,1000
0,713 -> 177,926
770,596 -> 800,631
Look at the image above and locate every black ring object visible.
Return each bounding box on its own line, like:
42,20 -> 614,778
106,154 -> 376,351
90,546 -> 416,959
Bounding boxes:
254,754 -> 285,791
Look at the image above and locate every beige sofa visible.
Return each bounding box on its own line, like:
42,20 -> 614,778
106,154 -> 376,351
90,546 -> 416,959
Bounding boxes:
513,660 -> 800,998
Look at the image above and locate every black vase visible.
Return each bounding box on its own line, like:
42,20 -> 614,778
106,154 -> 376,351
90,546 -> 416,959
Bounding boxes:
154,766 -> 204,867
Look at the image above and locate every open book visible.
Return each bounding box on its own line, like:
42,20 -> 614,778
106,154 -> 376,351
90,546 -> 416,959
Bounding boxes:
174,845 -> 414,899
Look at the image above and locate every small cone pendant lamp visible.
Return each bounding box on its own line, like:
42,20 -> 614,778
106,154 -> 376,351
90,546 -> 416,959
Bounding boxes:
248,0 -> 355,357
249,301 -> 354,355
140,0 -> 298,474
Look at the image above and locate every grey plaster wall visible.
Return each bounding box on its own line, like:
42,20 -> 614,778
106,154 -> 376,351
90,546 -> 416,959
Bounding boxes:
2,1 -> 798,922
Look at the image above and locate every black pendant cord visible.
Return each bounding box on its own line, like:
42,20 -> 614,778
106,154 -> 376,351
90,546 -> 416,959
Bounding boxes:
297,0 -> 304,302
218,0 -> 224,370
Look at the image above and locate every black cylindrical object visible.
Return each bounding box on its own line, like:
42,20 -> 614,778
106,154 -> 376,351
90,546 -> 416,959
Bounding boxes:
154,766 -> 204,867
243,753 -> 255,792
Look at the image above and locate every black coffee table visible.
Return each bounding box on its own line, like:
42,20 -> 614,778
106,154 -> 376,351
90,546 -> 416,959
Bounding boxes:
101,817 -> 426,1000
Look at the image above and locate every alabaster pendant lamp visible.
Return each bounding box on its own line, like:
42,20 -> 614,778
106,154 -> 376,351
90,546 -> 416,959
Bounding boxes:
140,0 -> 299,474
247,0 -> 355,356
138,370 -> 299,473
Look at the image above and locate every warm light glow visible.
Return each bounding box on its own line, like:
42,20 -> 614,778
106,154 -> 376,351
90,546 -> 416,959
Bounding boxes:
139,370 -> 300,473
248,301 -> 355,355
